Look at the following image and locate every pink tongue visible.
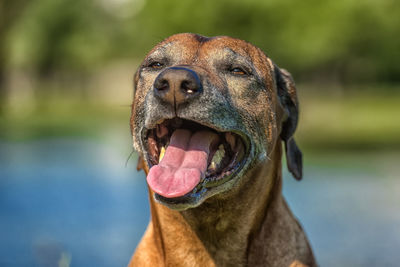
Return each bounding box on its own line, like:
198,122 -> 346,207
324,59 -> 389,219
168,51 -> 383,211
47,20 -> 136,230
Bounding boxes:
147,129 -> 219,198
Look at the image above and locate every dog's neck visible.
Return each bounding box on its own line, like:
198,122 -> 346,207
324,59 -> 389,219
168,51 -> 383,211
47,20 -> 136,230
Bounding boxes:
148,143 -> 285,266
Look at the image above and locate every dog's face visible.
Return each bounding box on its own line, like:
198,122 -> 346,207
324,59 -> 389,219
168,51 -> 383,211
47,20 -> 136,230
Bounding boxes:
131,33 -> 301,210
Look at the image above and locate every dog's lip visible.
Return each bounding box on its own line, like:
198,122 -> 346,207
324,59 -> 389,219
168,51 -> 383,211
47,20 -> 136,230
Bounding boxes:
141,117 -> 251,205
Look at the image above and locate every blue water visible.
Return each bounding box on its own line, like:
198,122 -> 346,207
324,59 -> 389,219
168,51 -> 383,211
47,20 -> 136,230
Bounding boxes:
1,138 -> 399,266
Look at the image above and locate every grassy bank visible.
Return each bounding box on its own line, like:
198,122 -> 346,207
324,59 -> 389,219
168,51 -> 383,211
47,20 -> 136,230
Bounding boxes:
0,98 -> 131,141
297,86 -> 400,151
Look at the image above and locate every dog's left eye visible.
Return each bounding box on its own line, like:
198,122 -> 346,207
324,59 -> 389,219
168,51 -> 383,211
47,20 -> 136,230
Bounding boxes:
230,67 -> 247,76
148,62 -> 164,69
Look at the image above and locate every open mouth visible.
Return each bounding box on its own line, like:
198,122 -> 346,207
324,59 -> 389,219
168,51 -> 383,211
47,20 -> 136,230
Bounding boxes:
143,117 -> 249,205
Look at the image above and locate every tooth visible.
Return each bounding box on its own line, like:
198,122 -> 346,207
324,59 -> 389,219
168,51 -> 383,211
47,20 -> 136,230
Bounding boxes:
159,146 -> 166,162
210,144 -> 225,167
225,132 -> 236,150
209,161 -> 216,171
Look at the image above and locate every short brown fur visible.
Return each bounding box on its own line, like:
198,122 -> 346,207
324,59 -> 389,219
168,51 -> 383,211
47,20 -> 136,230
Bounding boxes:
129,33 -> 316,266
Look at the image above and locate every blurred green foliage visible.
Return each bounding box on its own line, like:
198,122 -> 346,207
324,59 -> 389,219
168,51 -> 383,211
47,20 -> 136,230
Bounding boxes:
3,0 -> 399,83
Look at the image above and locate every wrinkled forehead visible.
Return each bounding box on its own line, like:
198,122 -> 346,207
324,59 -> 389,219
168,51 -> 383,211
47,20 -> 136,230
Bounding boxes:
145,34 -> 272,72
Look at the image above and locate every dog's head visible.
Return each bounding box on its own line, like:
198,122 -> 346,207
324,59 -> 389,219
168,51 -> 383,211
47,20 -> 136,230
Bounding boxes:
130,33 -> 302,210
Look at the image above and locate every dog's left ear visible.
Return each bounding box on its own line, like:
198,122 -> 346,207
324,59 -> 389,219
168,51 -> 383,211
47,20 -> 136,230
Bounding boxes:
274,65 -> 303,180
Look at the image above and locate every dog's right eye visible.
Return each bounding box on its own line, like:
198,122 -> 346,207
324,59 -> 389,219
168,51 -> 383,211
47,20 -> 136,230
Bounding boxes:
148,62 -> 164,69
230,67 -> 247,76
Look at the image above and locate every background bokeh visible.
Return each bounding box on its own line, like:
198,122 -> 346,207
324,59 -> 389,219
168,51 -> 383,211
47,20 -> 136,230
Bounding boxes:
0,0 -> 399,266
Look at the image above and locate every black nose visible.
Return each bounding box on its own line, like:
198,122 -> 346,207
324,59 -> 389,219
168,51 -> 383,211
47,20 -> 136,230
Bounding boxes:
153,67 -> 202,107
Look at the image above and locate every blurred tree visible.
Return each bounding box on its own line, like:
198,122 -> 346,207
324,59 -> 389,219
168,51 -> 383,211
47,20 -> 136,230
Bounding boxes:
0,0 -> 29,114
128,0 -> 399,84
8,0 -> 105,77
2,0 -> 399,103
6,0 -> 127,100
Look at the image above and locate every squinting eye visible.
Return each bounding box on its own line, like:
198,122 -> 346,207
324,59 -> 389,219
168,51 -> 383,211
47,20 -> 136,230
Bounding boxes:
230,67 -> 247,76
149,62 -> 164,69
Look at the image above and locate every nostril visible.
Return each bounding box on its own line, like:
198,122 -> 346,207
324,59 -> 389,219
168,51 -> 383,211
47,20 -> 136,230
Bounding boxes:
155,79 -> 169,91
181,80 -> 199,94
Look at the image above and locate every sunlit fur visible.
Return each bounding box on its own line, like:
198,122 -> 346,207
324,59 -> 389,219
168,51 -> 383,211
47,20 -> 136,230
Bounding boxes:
129,33 -> 316,267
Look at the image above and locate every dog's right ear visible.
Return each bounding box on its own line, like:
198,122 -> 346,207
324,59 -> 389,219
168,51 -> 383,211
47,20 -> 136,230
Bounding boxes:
274,65 -> 303,180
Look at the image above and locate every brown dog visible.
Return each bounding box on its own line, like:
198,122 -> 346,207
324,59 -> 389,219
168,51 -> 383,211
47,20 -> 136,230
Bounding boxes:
129,33 -> 316,267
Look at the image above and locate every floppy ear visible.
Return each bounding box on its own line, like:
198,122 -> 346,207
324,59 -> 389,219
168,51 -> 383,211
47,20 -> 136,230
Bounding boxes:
274,65 -> 303,180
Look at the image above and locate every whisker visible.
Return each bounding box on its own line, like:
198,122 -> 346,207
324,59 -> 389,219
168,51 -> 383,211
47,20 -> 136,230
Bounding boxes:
125,149 -> 136,168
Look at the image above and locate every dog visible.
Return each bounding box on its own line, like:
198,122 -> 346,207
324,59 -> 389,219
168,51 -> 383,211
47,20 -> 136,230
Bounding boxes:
129,33 -> 316,267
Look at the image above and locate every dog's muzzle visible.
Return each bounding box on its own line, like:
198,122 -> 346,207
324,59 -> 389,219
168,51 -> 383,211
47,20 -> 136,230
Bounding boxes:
140,66 -> 251,209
